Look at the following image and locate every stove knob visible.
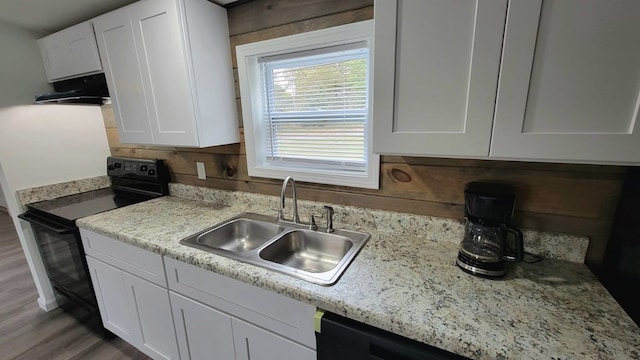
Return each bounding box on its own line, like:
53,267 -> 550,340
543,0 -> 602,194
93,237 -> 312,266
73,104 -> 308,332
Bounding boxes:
148,169 -> 156,176
108,164 -> 114,171
113,162 -> 122,169
140,165 -> 148,172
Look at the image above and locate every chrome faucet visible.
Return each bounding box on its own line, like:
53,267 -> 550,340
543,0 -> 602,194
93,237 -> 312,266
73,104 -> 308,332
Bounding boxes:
279,176 -> 300,224
279,177 -> 334,231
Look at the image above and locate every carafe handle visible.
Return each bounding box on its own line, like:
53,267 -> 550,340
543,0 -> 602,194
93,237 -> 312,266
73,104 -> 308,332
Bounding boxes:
502,226 -> 524,262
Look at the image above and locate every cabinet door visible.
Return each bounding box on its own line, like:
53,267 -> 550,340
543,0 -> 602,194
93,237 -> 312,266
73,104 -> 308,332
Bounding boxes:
372,0 -> 507,157
122,273 -> 179,360
231,319 -> 315,360
129,0 -> 199,147
165,257 -> 317,349
38,22 -> 103,82
86,257 -> 139,343
93,7 -> 154,145
492,0 -> 640,163
169,292 -> 235,360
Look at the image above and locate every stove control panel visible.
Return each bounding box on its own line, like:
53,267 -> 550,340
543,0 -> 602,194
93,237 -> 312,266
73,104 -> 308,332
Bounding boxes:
107,156 -> 169,182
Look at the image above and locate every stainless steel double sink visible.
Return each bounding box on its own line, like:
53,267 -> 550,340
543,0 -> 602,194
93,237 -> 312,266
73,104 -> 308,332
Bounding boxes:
179,212 -> 370,285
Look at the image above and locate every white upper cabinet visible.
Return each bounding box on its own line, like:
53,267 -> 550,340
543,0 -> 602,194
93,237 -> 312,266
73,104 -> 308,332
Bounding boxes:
93,8 -> 153,144
491,0 -> 640,163
93,0 -> 239,147
373,0 -> 507,157
374,0 -> 640,164
37,22 -> 103,82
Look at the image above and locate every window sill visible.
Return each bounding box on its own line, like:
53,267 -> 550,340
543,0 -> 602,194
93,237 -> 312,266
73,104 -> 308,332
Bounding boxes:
250,162 -> 379,189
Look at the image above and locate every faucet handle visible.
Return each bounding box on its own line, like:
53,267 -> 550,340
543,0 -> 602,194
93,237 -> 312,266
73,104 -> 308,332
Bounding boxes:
309,215 -> 318,231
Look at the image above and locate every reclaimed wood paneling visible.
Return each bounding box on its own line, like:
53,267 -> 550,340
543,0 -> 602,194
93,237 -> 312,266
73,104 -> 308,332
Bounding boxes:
226,0 -> 373,36
104,0 -> 625,266
229,6 -> 374,67
379,163 -> 621,219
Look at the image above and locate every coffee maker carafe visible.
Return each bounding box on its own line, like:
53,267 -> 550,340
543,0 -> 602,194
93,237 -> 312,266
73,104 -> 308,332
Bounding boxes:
457,182 -> 524,277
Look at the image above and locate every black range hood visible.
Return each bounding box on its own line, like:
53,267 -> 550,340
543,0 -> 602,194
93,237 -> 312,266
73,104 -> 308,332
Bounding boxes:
35,73 -> 110,105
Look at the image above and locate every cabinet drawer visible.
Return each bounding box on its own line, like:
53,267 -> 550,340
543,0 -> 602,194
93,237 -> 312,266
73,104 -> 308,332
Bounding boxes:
165,257 -> 316,349
80,229 -> 166,286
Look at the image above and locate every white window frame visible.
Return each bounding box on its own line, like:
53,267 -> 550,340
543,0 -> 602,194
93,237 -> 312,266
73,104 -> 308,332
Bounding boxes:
236,20 -> 379,189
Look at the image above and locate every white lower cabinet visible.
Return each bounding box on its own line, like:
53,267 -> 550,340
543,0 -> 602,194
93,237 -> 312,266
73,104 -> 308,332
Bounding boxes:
87,256 -> 179,359
86,257 -> 138,341
124,273 -> 180,360
81,230 -> 316,360
81,229 -> 179,360
169,291 -> 315,360
231,318 -> 315,360
165,257 -> 317,360
86,257 -> 179,360
169,292 -> 236,360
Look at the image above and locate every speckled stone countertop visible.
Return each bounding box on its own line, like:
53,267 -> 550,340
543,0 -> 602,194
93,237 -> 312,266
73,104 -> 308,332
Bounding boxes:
76,186 -> 640,360
17,176 -> 110,206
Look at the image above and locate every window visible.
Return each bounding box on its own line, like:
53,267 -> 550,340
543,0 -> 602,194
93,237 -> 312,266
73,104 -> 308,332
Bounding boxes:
236,21 -> 379,189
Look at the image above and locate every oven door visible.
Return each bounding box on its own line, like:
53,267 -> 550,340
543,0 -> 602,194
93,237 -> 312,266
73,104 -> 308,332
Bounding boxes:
18,212 -> 98,312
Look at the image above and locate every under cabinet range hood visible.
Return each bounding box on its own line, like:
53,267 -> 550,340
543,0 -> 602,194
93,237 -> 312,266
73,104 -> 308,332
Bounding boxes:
35,73 -> 109,105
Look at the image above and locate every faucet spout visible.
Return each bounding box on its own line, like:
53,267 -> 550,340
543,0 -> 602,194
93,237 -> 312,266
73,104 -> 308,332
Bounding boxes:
280,176 -> 300,223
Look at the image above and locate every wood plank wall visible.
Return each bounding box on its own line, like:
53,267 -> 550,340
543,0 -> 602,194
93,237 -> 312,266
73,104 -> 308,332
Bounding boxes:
103,0 -> 625,265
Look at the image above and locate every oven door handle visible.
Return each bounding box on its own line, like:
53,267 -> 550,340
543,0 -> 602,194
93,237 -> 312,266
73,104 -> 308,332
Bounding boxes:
18,213 -> 75,235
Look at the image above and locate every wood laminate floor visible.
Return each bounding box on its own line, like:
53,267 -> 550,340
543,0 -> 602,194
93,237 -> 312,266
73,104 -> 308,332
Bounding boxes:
0,211 -> 150,360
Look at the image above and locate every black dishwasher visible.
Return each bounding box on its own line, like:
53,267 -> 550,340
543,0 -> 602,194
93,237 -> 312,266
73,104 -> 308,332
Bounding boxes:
315,311 -> 469,360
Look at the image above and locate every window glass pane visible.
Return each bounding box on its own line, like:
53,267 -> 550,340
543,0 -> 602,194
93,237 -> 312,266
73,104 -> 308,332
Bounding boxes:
261,46 -> 369,172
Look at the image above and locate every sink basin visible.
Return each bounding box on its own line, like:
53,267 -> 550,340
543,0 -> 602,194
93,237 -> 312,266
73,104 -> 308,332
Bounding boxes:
259,230 -> 353,273
195,218 -> 283,252
179,212 -> 370,285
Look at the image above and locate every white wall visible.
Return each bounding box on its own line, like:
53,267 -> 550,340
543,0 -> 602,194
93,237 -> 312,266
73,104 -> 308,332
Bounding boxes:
0,20 -> 51,108
0,106 -> 110,191
0,104 -> 111,310
0,181 -> 6,208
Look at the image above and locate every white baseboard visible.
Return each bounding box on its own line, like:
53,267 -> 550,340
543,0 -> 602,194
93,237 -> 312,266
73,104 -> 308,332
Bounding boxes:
37,296 -> 59,311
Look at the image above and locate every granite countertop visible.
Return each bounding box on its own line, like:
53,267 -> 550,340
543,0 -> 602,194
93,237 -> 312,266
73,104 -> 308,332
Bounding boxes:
76,189 -> 640,360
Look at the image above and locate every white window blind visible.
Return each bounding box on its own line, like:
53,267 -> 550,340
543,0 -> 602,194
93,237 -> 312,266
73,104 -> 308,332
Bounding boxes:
259,43 -> 370,172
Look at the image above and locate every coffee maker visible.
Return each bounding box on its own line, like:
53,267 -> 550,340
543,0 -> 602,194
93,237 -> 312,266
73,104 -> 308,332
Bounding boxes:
457,182 -> 524,277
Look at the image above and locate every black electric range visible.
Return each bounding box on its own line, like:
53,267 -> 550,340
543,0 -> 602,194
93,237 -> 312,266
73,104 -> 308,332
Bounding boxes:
25,157 -> 170,224
18,156 -> 170,334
